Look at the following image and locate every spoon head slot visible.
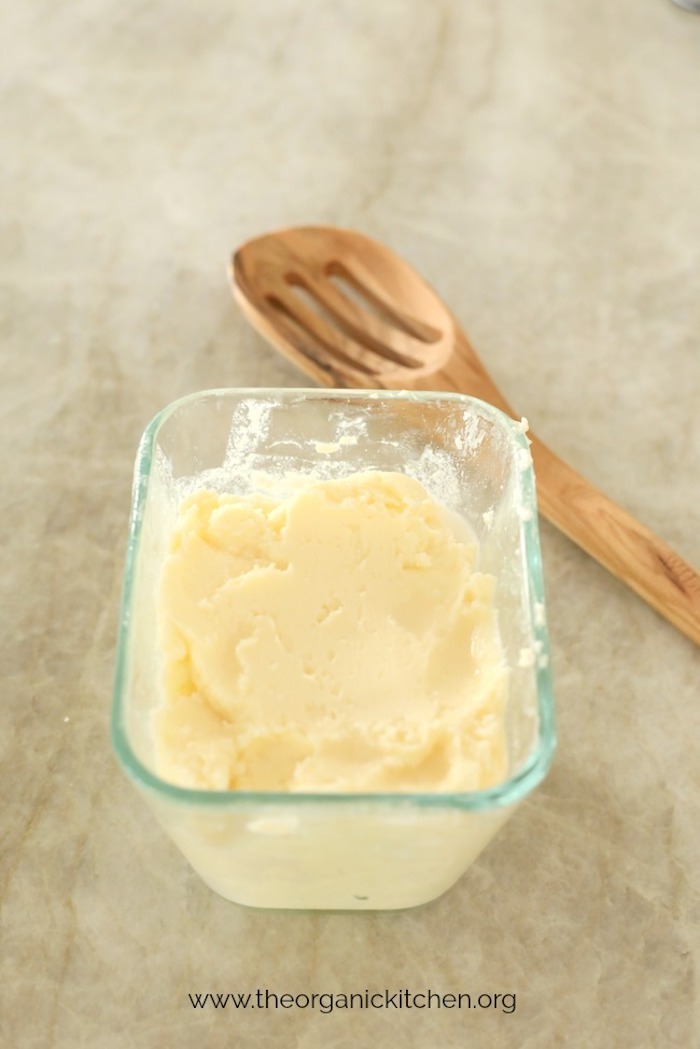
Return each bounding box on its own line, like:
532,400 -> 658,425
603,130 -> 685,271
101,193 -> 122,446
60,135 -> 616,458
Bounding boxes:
266,291 -> 383,380
284,274 -> 426,370
324,261 -> 443,345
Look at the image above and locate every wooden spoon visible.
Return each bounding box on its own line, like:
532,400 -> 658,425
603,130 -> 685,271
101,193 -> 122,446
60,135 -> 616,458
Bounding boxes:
230,225 -> 700,646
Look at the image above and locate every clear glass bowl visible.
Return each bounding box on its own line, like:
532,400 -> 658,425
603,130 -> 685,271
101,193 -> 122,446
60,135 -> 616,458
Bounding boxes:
111,389 -> 555,910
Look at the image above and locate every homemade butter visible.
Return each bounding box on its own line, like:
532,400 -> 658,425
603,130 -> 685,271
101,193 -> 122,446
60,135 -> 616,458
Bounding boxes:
154,471 -> 508,793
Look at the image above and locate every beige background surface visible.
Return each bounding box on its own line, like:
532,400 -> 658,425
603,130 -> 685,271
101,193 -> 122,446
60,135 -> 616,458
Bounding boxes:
1,1 -> 699,1046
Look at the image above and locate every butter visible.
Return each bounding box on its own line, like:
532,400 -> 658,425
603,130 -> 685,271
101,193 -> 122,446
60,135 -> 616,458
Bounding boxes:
154,471 -> 508,794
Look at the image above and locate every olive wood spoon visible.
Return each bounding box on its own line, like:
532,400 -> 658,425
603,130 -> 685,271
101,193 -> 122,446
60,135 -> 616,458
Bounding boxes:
230,225 -> 700,646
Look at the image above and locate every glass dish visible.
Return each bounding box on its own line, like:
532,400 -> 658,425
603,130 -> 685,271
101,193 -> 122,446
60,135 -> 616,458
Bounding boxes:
111,389 -> 555,910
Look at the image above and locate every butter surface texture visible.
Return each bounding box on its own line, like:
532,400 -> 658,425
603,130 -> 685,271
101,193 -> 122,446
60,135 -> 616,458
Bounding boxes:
155,471 -> 507,792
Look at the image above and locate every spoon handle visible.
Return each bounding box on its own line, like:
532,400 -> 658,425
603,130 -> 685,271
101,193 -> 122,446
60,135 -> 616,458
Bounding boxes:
423,323 -> 700,644
529,436 -> 700,645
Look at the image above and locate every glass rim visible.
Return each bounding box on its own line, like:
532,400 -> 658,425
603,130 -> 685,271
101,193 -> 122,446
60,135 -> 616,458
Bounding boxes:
111,387 -> 556,812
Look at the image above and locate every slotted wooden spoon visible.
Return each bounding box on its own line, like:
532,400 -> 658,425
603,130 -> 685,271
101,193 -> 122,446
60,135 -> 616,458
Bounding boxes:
230,225 -> 700,646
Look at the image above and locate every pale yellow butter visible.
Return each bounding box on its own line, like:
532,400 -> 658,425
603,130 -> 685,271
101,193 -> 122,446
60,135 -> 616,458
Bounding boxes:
154,471 -> 507,793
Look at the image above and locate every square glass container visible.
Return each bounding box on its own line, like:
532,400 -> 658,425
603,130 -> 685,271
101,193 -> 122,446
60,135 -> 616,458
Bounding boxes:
111,389 -> 555,910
